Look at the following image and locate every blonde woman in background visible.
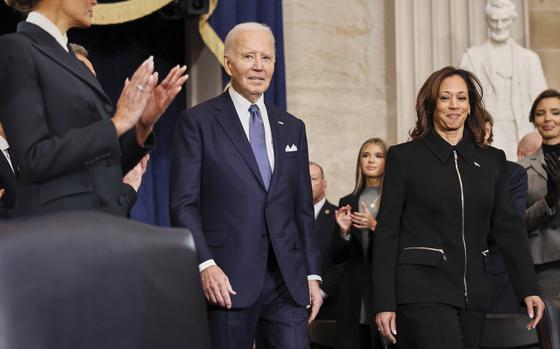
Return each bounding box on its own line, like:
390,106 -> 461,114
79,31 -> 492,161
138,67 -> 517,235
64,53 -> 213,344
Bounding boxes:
331,138 -> 387,349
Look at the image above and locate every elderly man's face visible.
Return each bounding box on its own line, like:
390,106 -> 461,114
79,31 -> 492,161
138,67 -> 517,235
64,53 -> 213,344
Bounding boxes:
487,6 -> 515,42
224,29 -> 275,103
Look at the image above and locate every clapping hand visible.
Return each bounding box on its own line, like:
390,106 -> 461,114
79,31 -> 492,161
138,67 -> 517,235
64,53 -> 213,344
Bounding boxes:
136,65 -> 189,144
350,202 -> 377,231
122,154 -> 150,192
113,56 -> 157,137
335,205 -> 352,235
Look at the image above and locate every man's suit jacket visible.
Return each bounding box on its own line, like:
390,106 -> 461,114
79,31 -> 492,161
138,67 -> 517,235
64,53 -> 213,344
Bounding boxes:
487,161 -> 528,313
0,22 -> 150,216
519,148 -> 560,265
169,91 -> 319,308
0,150 -> 17,216
314,199 -> 342,321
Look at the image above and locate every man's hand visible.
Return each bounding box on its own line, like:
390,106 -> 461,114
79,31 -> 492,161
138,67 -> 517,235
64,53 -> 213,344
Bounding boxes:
375,311 -> 397,344
524,295 -> 545,330
307,280 -> 323,324
200,265 -> 237,309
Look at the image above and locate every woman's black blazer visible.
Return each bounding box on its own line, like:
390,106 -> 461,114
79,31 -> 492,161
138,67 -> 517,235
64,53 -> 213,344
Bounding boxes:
372,128 -> 538,314
330,192 -> 374,349
0,22 -> 151,216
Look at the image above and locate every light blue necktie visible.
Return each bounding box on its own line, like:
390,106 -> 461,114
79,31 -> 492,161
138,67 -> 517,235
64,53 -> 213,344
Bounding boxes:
249,104 -> 272,190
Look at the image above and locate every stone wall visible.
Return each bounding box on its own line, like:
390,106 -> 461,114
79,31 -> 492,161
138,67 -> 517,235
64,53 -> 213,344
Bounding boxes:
530,0 -> 560,89
283,0 -> 390,202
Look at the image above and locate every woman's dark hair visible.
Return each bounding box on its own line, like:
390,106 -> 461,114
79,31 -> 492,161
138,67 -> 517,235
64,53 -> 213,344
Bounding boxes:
4,0 -> 37,14
410,66 -> 487,147
481,109 -> 494,145
529,89 -> 560,123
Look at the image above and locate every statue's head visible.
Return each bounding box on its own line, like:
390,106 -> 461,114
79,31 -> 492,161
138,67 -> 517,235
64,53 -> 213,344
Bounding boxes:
485,0 -> 517,43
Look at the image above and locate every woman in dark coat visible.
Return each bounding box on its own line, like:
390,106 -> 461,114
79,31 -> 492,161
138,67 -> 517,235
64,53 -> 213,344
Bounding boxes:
0,0 -> 187,216
332,137 -> 387,349
373,66 -> 544,348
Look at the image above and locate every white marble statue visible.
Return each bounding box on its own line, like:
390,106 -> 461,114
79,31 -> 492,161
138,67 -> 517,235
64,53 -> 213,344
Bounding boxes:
460,0 -> 547,160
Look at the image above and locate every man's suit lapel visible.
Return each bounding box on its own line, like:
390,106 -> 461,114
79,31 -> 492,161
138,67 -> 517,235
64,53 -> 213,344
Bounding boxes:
213,93 -> 267,190
266,103 -> 285,194
17,22 -> 113,107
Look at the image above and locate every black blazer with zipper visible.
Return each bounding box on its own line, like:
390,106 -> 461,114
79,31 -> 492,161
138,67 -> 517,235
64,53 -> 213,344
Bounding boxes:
0,22 -> 151,216
372,128 -> 538,314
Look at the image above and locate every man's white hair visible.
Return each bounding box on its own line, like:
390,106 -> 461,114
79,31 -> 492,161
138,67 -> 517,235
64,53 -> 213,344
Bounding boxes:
485,0 -> 518,20
224,22 -> 275,56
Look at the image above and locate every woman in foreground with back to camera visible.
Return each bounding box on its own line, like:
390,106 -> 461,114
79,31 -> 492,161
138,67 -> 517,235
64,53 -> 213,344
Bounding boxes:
0,0 -> 187,216
372,66 -> 544,348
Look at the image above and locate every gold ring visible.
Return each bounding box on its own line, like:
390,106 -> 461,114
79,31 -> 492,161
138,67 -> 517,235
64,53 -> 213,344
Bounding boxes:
136,85 -> 145,91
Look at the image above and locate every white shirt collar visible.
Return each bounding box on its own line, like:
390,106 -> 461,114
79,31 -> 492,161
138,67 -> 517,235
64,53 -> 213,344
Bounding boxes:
0,136 -> 8,151
228,87 -> 275,170
228,87 -> 266,113
26,11 -> 69,52
314,198 -> 326,219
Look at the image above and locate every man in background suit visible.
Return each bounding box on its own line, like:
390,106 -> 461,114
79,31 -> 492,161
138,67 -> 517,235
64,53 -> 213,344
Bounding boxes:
0,123 -> 17,217
309,161 -> 342,322
170,22 -> 322,349
484,112 -> 527,313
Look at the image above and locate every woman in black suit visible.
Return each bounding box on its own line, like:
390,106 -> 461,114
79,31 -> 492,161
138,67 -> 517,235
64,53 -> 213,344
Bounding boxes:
372,66 -> 544,348
331,137 -> 387,349
0,0 -> 187,216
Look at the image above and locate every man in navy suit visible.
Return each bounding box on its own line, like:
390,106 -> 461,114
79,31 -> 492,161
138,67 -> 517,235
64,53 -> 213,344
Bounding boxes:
169,22 -> 322,348
484,112 -> 527,314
